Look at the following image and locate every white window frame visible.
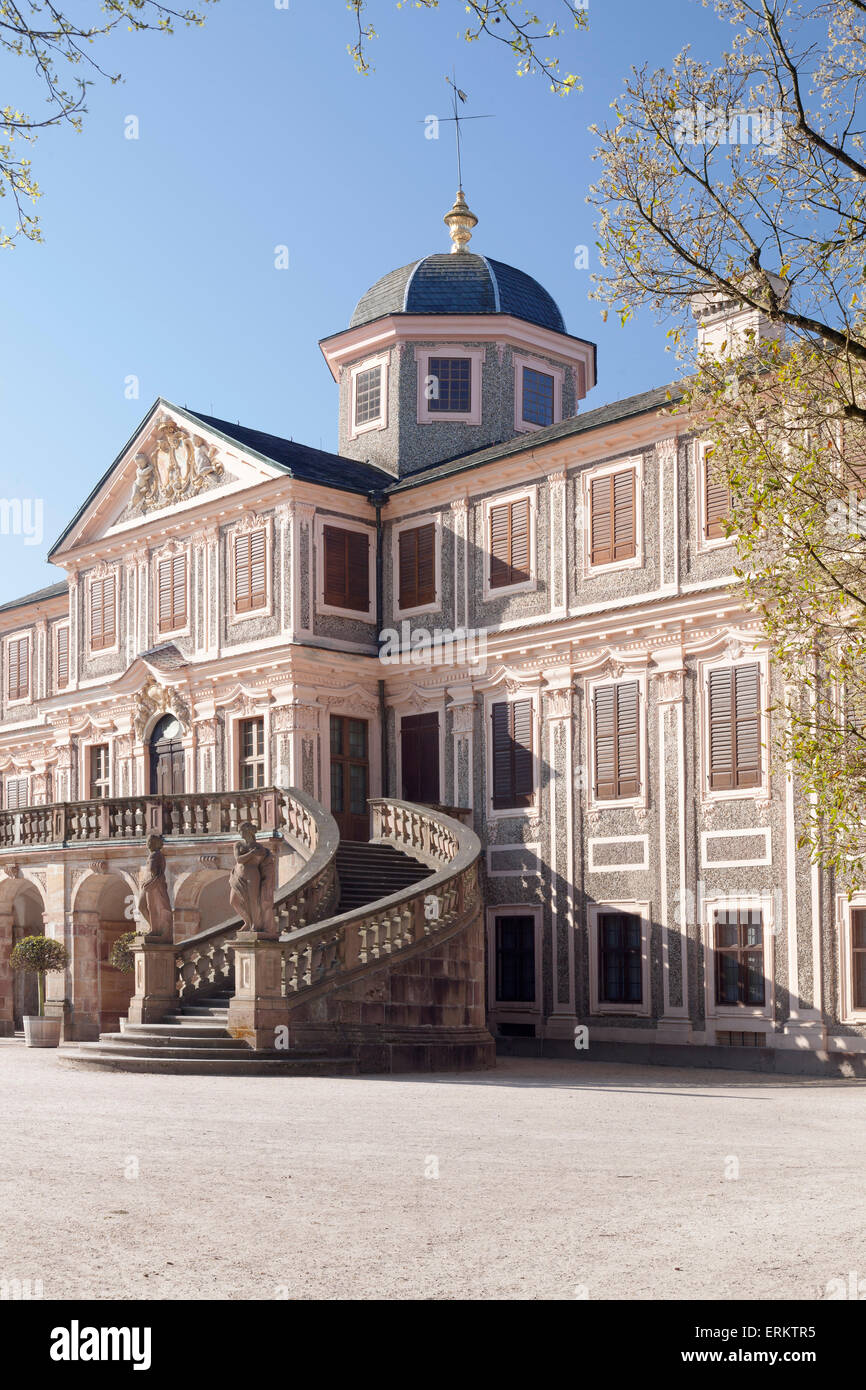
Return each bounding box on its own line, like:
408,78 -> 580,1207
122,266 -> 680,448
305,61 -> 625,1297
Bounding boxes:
349,353 -> 389,439
392,512 -> 442,618
415,344 -> 484,426
588,899 -> 651,1017
86,567 -> 120,657
703,893 -> 775,1028
585,669 -> 649,811
481,485 -> 538,602
838,894 -> 866,1024
696,440 -> 734,554
81,737 -> 112,801
315,514 -> 376,622
4,629 -> 32,707
231,710 -> 270,791
484,687 -> 540,820
698,650 -> 769,804
229,522 -> 274,626
513,352 -> 563,433
486,904 -> 543,1020
580,455 -> 644,577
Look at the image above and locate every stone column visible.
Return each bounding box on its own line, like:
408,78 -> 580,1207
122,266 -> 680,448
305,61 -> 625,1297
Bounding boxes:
447,690 -> 475,813
126,940 -> 178,1025
227,936 -> 285,1050
0,908 -> 13,1036
653,661 -> 691,1041
544,675 -> 579,1039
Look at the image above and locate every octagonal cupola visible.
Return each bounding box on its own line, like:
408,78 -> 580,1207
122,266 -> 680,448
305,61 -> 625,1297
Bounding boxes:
319,193 -> 597,479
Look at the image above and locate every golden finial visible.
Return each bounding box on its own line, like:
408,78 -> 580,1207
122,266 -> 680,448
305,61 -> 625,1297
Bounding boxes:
444,190 -> 478,254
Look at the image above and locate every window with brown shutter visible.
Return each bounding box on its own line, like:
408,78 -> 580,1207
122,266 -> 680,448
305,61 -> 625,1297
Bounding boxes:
703,447 -> 731,540
708,664 -> 761,790
56,625 -> 69,690
235,530 -> 267,614
90,574 -> 116,651
5,776 -> 28,809
157,554 -> 187,633
590,469 -> 636,566
491,699 -> 534,809
323,525 -> 370,612
398,523 -> 436,610
489,498 -> 531,590
7,636 -> 29,702
594,681 -> 641,799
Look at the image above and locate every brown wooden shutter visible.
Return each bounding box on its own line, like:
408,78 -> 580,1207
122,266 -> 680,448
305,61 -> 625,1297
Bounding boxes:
6,777 -> 27,809
90,580 -> 104,650
323,526 -> 344,607
235,533 -> 251,611
7,637 -> 28,701
103,576 -> 115,648
708,668 -> 734,790
491,699 -> 533,808
234,531 -> 267,613
590,476 -> 613,565
704,448 -> 731,539
594,684 -> 617,798
323,525 -> 370,612
591,470 -> 636,565
709,664 -> 761,790
158,556 -> 186,631
594,681 -> 640,798
489,499 -> 531,589
56,626 -> 69,689
733,664 -> 761,787
398,523 -> 436,609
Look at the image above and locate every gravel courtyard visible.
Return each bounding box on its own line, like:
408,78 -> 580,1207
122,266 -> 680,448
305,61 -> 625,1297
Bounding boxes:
1,1042 -> 864,1301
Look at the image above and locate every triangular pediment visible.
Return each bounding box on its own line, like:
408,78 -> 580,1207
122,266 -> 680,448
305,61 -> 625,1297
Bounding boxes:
50,400 -> 289,558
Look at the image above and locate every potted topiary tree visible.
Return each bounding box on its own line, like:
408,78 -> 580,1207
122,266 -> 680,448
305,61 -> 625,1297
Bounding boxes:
109,931 -> 136,975
10,935 -> 69,1047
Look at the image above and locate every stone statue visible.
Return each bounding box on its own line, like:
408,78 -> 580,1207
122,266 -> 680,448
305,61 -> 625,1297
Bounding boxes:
137,834 -> 173,939
131,451 -> 156,507
229,821 -> 276,938
192,436 -> 218,481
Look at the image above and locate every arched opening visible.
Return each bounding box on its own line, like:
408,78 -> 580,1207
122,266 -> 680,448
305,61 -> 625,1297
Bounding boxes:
149,714 -> 185,795
71,869 -> 137,1039
95,875 -> 136,1033
197,875 -> 232,932
12,884 -> 44,1029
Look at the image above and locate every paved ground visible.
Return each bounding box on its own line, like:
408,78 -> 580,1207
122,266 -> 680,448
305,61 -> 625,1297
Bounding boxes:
1,1041 -> 864,1301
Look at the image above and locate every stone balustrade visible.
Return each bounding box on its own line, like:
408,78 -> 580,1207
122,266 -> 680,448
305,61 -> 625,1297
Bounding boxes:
174,786 -> 339,1002
0,787 -> 284,851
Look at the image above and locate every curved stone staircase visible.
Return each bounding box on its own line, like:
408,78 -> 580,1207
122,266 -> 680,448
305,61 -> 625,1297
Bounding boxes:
60,793 -> 493,1076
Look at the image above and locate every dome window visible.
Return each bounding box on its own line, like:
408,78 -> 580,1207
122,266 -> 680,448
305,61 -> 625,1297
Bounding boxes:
415,345 -> 484,425
349,354 -> 388,438
514,354 -> 564,433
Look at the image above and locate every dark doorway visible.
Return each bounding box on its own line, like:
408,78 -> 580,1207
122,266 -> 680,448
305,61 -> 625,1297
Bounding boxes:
400,712 -> 440,805
149,714 -> 185,796
330,715 -> 369,841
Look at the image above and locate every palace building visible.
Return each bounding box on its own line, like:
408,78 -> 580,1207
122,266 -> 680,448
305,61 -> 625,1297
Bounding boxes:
0,191 -> 861,1074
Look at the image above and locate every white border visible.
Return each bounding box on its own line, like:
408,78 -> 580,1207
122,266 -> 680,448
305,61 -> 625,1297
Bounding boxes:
585,670 -> 648,810
513,352 -> 563,434
700,827 -> 772,869
315,514 -> 376,622
228,522 -> 274,625
587,835 -> 650,873
415,345 -> 484,425
481,485 -> 538,602
392,512 -> 442,618
703,893 -> 775,1028
486,904 -> 543,1018
349,353 -> 389,439
587,899 -> 651,1017
698,649 -> 769,803
696,440 -> 733,553
484,687 -> 540,819
486,842 -> 542,877
4,630 -> 31,707
581,455 -> 644,576
87,567 -> 120,657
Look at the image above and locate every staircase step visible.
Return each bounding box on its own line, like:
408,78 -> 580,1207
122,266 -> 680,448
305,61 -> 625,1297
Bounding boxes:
58,1048 -> 359,1077
100,1030 -> 244,1050
119,1022 -> 230,1038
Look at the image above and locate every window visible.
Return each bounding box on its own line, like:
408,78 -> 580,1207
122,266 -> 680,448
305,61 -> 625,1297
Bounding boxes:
354,365 -> 382,427
708,664 -> 761,790
157,554 -> 187,633
323,525 -> 370,613
703,446 -> 731,541
7,636 -> 29,701
852,910 -> 866,1010
593,682 -> 640,800
522,367 -> 555,427
5,777 -> 28,809
495,914 -> 536,1002
55,625 -> 69,690
714,908 -> 765,1006
590,468 -> 636,566
89,744 -> 110,799
330,715 -> 370,840
397,523 -> 436,610
400,711 -> 440,804
239,717 -> 265,789
598,910 -> 643,1004
489,498 -> 531,591
491,699 -> 534,810
234,530 -> 267,614
90,574 -> 116,651
427,357 -> 471,413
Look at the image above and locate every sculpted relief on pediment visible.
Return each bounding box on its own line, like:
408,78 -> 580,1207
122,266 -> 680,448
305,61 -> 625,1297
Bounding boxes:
125,418 -> 227,516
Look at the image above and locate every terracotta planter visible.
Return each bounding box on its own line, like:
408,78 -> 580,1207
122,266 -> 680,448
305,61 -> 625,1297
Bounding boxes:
23,1016 -> 62,1048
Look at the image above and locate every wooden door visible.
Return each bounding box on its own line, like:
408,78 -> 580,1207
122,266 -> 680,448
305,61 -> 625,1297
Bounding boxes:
330,715 -> 369,841
149,714 -> 185,796
400,712 -> 440,805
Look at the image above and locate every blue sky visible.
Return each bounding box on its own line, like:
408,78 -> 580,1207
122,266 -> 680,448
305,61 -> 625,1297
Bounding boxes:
0,0 -> 726,601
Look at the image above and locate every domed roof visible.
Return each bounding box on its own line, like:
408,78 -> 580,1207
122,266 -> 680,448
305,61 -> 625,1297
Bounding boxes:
351,252 -> 566,335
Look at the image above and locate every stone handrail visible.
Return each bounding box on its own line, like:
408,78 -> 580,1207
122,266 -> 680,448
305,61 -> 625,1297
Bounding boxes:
279,798 -> 481,1009
174,787 -> 340,1001
0,786 -> 285,851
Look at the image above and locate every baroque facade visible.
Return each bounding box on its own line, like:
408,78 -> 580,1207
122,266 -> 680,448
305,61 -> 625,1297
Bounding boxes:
0,193 -> 859,1072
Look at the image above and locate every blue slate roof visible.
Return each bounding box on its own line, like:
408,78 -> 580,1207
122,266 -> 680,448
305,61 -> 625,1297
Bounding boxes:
350,252 -> 566,334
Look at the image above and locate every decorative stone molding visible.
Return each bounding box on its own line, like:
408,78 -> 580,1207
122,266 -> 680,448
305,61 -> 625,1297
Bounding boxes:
3,865 -> 20,879
90,860 -> 108,876
133,680 -> 191,741
89,560 -> 117,582
199,855 -> 219,867
449,702 -> 476,734
234,510 -> 270,536
272,703 -> 320,734
544,686 -> 573,721
194,717 -> 220,747
129,419 -> 224,514
653,668 -> 687,704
